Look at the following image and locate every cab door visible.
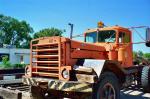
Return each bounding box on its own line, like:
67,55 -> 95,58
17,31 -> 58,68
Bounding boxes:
118,30 -> 133,67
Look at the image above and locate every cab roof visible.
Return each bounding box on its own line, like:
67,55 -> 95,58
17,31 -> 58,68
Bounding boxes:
85,26 -> 131,34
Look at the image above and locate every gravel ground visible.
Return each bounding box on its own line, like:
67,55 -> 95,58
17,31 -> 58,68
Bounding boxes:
121,85 -> 150,99
1,81 -> 150,99
22,87 -> 150,99
121,91 -> 150,99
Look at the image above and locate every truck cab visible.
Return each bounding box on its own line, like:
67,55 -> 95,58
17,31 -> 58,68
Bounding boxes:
85,26 -> 133,67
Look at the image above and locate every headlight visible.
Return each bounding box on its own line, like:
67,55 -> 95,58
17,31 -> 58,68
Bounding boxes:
25,66 -> 30,76
62,69 -> 69,79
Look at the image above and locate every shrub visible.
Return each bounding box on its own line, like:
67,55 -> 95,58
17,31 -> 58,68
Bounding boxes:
13,63 -> 26,68
2,56 -> 12,69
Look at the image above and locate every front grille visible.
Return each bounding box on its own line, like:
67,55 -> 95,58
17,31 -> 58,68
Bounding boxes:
31,38 -> 62,79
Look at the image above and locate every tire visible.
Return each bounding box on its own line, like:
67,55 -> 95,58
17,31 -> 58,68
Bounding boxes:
141,66 -> 150,93
93,72 -> 120,99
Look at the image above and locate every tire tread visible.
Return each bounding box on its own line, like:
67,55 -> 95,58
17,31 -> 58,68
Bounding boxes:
141,66 -> 150,92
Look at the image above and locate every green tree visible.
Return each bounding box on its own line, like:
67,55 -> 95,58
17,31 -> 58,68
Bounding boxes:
143,53 -> 150,59
0,14 -> 33,48
34,28 -> 63,39
133,51 -> 150,65
133,51 -> 138,59
137,51 -> 144,57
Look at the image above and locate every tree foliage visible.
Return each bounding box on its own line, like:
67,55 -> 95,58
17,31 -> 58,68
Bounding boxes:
33,28 -> 63,39
143,53 -> 150,59
133,51 -> 150,65
2,56 -> 11,68
133,51 -> 150,59
133,51 -> 137,59
0,14 -> 33,48
137,51 -> 144,57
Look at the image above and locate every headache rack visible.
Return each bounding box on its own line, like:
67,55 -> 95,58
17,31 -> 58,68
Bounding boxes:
30,37 -> 62,79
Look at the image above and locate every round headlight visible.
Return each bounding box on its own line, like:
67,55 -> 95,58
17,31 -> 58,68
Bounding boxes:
25,66 -> 30,76
62,69 -> 69,79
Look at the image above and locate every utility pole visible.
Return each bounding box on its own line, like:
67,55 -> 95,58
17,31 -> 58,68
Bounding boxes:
68,23 -> 74,39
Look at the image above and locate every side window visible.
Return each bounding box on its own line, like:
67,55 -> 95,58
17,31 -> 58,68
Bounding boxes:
119,32 -> 130,43
0,53 -> 9,62
85,32 -> 97,43
20,55 -> 24,64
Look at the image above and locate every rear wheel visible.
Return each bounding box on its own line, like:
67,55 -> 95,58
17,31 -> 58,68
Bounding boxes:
93,72 -> 120,99
141,66 -> 150,93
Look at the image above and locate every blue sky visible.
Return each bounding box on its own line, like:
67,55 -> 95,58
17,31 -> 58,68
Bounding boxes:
0,0 -> 150,52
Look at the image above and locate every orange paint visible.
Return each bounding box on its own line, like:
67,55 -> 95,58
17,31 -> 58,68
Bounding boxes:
27,25 -> 133,80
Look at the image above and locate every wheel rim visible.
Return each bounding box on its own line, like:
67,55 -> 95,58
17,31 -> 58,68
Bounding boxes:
100,83 -> 116,99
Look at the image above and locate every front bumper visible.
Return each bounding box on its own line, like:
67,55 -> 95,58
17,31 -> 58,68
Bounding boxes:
22,76 -> 50,86
23,76 -> 93,93
48,80 -> 93,93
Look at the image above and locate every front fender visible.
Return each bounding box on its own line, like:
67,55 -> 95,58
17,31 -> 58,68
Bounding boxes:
82,59 -> 125,79
83,59 -> 105,78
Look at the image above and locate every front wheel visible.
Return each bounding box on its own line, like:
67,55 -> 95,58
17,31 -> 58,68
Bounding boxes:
93,72 -> 120,99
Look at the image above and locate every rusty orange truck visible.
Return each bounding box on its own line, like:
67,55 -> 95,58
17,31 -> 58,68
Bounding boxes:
23,22 -> 150,99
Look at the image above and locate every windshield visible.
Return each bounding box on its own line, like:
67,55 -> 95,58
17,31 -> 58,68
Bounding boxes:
85,32 -> 97,43
85,30 -> 116,43
98,30 -> 116,42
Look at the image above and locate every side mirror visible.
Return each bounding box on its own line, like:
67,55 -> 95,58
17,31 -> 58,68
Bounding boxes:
146,28 -> 150,47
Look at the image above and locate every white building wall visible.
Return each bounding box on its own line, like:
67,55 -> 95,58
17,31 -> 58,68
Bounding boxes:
0,48 -> 30,64
24,55 -> 30,64
10,49 -> 17,64
0,48 -> 9,53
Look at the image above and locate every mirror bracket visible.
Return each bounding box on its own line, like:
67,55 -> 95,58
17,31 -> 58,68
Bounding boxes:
146,28 -> 150,47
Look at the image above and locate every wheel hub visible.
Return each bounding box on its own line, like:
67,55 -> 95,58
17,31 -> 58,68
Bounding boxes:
100,83 -> 116,99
